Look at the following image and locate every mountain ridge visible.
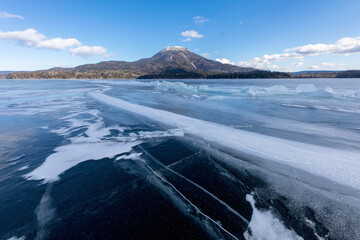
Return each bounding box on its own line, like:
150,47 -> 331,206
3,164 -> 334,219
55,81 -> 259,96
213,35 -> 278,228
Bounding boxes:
7,47 -> 257,79
73,46 -> 254,74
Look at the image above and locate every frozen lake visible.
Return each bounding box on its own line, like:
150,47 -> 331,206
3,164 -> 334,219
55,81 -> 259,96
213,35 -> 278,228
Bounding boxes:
1,78 -> 360,240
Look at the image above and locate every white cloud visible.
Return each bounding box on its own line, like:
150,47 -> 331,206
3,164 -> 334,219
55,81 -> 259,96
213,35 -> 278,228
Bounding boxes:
217,52 -> 302,70
181,30 -> 203,38
216,35 -> 360,71
0,28 -> 45,46
0,12 -> 24,20
319,62 -> 347,70
216,57 -> 281,70
261,52 -> 303,61
308,65 -> 320,70
216,58 -> 234,65
193,16 -> 209,26
321,62 -> 336,67
286,36 -> 360,56
0,28 -> 106,56
292,60 -> 305,68
37,38 -> 81,50
69,46 -> 107,57
238,60 -> 280,70
216,52 -> 301,70
0,28 -> 80,50
182,37 -> 192,42
200,53 -> 210,58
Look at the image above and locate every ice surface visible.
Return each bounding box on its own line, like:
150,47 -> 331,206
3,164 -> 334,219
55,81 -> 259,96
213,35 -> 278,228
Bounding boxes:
3,79 -> 360,240
242,111 -> 360,143
265,85 -> 291,95
280,103 -> 360,114
90,92 -> 360,190
244,194 -> 303,240
296,84 -> 318,93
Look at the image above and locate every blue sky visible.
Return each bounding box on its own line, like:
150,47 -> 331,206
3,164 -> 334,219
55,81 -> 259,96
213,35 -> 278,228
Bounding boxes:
1,0 -> 360,71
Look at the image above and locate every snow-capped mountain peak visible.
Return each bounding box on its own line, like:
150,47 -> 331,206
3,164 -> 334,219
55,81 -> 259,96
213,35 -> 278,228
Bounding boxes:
161,46 -> 188,52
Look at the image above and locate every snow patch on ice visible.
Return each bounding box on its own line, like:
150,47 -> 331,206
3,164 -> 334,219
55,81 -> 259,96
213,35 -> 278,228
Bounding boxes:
25,141 -> 140,183
17,165 -> 29,171
7,237 -> 25,240
34,185 -> 56,240
116,152 -> 142,161
244,194 -> 303,240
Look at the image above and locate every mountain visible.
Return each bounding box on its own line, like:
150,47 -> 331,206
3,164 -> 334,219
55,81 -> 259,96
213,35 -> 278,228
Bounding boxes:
7,46 -> 256,79
74,46 -> 253,74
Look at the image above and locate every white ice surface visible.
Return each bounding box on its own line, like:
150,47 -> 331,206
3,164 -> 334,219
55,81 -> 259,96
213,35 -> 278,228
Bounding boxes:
240,111 -> 360,143
90,92 -> 360,190
243,194 -> 303,240
280,103 -> 360,114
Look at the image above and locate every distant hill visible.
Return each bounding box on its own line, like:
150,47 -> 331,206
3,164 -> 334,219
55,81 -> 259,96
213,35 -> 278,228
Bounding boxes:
291,70 -> 360,78
336,70 -> 360,78
7,46 -> 264,79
